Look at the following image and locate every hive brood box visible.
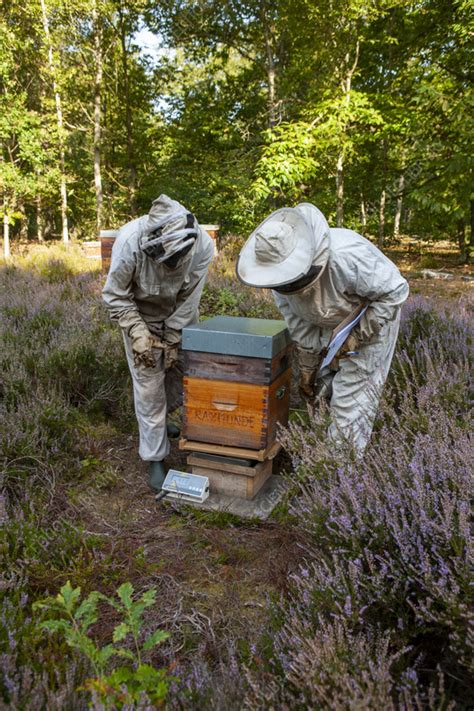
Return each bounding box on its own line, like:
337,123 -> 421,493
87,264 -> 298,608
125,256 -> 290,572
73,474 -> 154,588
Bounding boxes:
181,316 -> 292,451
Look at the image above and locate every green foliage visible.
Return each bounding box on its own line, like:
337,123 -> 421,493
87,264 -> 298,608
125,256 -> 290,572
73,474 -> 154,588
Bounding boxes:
34,581 -> 171,708
418,254 -> 441,269
253,122 -> 320,202
1,0 -> 472,255
253,88 -> 384,205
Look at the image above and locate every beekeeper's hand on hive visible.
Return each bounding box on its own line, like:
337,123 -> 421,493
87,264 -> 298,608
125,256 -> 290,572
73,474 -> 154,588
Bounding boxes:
236,203 -> 409,454
102,195 -> 214,491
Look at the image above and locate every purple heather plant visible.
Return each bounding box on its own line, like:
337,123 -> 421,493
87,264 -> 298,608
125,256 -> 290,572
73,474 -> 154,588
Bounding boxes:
0,264 -> 132,496
275,296 -> 473,706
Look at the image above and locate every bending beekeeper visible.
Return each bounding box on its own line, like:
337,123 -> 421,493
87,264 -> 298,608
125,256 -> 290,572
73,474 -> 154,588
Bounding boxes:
103,195 -> 214,490
236,203 -> 409,454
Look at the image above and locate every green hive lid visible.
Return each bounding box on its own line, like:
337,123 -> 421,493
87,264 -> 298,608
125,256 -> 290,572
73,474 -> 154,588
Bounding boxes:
182,316 -> 291,358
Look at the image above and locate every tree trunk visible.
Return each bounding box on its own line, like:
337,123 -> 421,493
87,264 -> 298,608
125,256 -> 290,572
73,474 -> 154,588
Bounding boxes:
393,172 -> 405,239
118,3 -> 136,213
261,2 -> 277,127
3,195 -> 10,259
37,194 -> 44,241
18,200 -> 28,241
469,198 -> 474,264
92,0 -> 103,235
360,194 -> 367,235
378,188 -> 386,248
335,41 -> 359,229
336,154 -> 344,227
378,138 -> 387,248
457,219 -> 466,264
40,0 -> 69,243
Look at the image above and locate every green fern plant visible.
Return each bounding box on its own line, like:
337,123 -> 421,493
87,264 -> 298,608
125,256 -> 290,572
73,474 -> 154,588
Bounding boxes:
34,581 -> 171,707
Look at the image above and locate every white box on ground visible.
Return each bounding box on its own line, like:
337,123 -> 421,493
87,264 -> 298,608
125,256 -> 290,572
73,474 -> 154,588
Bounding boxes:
162,470 -> 210,503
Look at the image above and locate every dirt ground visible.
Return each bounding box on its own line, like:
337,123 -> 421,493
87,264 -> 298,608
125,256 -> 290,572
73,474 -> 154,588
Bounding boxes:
67,426 -> 299,652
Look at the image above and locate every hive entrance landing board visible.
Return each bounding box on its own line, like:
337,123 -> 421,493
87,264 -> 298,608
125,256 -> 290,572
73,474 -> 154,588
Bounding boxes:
179,438 -> 281,461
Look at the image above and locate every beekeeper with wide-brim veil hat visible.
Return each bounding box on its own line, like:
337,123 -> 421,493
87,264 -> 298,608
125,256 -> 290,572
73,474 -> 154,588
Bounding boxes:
103,195 -> 214,490
237,203 -> 409,454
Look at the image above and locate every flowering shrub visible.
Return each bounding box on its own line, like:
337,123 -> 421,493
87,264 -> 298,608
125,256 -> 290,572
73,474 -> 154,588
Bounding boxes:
274,296 -> 473,707
0,263 -> 132,496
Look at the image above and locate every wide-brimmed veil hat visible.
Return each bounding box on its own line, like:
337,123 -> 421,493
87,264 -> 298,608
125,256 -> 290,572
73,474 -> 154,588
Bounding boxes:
236,207 -> 314,288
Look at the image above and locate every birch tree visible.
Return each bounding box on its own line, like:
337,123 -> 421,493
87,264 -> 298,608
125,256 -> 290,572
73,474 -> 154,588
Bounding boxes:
92,0 -> 104,233
39,0 -> 69,243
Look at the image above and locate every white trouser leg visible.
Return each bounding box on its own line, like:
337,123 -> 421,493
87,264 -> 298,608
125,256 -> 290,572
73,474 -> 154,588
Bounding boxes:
123,333 -> 170,462
327,313 -> 400,454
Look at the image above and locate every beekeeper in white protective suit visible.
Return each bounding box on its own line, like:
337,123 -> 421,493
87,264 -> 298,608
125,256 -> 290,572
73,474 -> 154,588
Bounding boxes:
103,195 -> 214,490
236,203 -> 409,454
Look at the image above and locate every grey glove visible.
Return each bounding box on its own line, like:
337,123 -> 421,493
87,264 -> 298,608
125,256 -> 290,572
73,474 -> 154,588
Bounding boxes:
355,309 -> 382,343
129,323 -> 163,368
163,327 -> 181,371
296,345 -> 321,400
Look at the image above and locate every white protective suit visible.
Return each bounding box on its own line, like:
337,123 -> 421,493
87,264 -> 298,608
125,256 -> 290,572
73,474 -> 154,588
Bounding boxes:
273,204 -> 409,453
102,197 -> 214,462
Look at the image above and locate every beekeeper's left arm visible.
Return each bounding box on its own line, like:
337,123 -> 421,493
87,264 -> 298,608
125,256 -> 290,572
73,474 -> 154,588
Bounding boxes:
335,245 -> 409,342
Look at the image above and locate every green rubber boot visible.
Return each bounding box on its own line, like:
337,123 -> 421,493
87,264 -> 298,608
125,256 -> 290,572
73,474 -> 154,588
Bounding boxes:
166,422 -> 181,439
148,461 -> 167,492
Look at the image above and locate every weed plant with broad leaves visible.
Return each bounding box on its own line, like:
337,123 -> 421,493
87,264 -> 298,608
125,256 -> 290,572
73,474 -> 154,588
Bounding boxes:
34,581 -> 171,708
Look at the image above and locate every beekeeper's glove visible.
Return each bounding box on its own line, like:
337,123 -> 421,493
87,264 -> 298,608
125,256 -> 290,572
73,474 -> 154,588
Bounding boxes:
163,326 -> 181,371
296,345 -> 321,400
329,333 -> 360,371
130,324 -> 163,368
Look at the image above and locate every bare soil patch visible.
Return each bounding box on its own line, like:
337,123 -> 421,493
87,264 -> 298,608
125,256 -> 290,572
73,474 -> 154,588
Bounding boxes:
70,431 -> 300,650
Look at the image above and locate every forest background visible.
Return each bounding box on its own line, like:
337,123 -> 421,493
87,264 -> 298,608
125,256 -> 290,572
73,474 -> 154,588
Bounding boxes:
1,0 -> 473,261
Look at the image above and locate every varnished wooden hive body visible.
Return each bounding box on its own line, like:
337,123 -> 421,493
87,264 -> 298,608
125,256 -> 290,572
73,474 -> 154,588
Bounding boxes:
182,317 -> 292,452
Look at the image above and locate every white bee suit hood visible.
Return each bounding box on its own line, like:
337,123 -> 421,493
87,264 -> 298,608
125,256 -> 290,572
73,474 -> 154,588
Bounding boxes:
141,194 -> 199,263
237,203 -> 330,289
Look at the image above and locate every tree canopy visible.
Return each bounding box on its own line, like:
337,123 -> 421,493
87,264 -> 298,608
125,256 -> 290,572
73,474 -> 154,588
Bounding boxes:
1,0 -> 472,258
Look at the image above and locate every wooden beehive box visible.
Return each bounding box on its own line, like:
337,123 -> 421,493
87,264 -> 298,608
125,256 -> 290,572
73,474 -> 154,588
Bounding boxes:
100,230 -> 118,273
181,316 -> 292,451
